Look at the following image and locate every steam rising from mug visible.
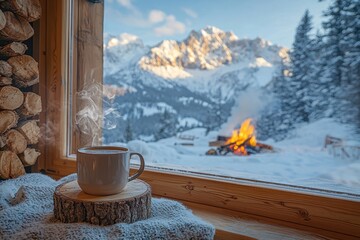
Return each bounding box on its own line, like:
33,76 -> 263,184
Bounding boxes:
75,70 -> 121,146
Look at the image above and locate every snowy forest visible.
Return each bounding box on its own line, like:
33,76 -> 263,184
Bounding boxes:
102,0 -> 359,143
257,0 -> 360,141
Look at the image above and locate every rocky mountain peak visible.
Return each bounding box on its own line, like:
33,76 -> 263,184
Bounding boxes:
104,33 -> 148,75
138,26 -> 287,79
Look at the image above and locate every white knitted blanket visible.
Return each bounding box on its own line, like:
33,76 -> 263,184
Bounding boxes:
0,174 -> 215,240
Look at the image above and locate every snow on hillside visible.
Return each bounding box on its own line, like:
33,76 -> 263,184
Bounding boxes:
134,102 -> 176,117
109,118 -> 360,194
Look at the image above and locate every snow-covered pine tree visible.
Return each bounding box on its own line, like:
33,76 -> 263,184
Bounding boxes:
319,0 -> 360,127
213,88 -> 226,130
289,9 -> 313,124
204,106 -> 214,135
307,31 -> 331,121
124,119 -> 133,142
321,0 -> 348,121
257,58 -> 294,140
340,0 -> 360,128
154,109 -> 178,141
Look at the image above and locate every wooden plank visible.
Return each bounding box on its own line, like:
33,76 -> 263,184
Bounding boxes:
73,0 -> 103,150
42,0 -> 66,171
209,140 -> 226,147
180,200 -> 355,240
134,169 -> 360,238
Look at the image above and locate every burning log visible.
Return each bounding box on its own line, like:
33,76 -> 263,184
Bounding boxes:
217,136 -> 253,155
206,118 -> 274,156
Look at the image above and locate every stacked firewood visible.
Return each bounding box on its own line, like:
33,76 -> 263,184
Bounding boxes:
0,0 -> 41,179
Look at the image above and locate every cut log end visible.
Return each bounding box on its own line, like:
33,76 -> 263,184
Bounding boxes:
3,129 -> 27,154
0,86 -> 24,110
0,42 -> 28,57
19,92 -> 42,117
0,60 -> 12,77
0,110 -> 18,134
19,148 -> 40,166
0,9 -> 5,31
0,11 -> 34,41
0,150 -> 25,179
0,76 -> 12,86
53,180 -> 152,225
8,55 -> 39,87
0,0 -> 42,22
18,120 -> 40,145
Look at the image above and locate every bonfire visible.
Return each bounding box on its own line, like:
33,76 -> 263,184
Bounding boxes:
207,118 -> 274,156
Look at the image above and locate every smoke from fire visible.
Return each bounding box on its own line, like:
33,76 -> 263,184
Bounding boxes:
219,88 -> 273,136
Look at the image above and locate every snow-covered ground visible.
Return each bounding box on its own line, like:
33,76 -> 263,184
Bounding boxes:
110,118 -> 360,195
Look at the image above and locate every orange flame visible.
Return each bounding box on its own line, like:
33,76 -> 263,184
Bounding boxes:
226,118 -> 257,155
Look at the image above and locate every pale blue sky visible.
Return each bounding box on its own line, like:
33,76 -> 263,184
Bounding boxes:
104,0 -> 329,48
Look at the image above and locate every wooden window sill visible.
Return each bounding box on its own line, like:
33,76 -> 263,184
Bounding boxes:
47,173 -> 355,239
175,199 -> 355,240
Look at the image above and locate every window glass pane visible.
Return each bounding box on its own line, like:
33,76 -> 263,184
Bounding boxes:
79,0 -> 360,195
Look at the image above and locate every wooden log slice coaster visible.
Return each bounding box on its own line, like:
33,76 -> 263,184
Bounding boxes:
53,179 -> 152,226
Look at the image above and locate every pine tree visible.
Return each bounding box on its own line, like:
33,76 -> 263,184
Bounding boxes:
322,0 -> 346,87
257,58 -> 294,140
155,109 -> 178,140
213,88 -> 226,130
204,107 -> 214,136
258,0 -> 360,139
124,119 -> 133,142
203,88 -> 227,134
307,31 -> 331,121
289,10 -> 313,124
322,0 -> 360,125
321,0 -> 348,122
341,0 -> 360,127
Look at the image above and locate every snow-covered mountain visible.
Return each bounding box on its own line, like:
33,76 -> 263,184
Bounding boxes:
139,26 -> 287,77
104,26 -> 288,98
102,27 -> 289,142
104,33 -> 149,76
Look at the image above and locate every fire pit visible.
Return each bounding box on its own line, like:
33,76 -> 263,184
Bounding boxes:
207,118 -> 274,156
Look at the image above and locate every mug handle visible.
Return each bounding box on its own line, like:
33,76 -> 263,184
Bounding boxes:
128,152 -> 145,182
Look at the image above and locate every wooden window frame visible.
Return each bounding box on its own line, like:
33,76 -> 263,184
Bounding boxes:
36,0 -> 360,238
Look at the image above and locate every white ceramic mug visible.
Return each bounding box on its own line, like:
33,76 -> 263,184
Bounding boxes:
77,146 -> 145,195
